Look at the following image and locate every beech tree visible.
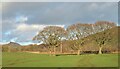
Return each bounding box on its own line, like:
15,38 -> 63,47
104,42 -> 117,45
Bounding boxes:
33,26 -> 66,56
67,23 -> 93,55
94,32 -> 112,54
93,22 -> 116,54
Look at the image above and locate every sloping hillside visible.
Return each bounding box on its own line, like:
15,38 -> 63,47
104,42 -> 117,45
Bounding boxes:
59,26 -> 118,53
2,42 -> 21,52
82,26 -> 118,52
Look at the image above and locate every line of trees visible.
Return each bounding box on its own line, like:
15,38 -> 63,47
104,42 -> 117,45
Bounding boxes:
33,21 -> 116,56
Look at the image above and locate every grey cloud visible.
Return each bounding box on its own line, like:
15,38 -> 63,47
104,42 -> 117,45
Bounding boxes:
1,2 -> 118,43
2,2 -> 118,25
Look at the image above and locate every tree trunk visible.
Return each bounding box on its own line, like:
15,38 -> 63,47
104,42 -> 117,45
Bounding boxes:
77,45 -> 81,55
49,47 -> 52,56
49,50 -> 52,56
60,42 -> 63,53
99,46 -> 103,54
53,46 -> 56,56
77,49 -> 81,55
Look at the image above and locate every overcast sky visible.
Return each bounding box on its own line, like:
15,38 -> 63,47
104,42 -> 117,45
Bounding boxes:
1,2 -> 118,45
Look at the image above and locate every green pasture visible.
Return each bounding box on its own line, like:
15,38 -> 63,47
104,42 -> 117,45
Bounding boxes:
2,52 -> 118,67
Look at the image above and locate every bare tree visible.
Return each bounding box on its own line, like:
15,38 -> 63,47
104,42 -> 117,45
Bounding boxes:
33,26 -> 66,56
67,23 -> 93,55
93,21 -> 116,54
94,31 -> 112,54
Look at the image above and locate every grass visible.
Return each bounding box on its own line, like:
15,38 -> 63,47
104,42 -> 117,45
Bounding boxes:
2,52 -> 118,67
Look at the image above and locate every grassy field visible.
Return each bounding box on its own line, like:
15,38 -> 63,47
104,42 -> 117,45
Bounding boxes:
2,52 -> 118,67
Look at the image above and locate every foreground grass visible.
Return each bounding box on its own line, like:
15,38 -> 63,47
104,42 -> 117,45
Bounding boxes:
2,52 -> 118,67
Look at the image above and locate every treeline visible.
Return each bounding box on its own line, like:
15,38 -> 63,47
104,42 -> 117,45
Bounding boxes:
1,21 -> 119,55
33,21 -> 118,55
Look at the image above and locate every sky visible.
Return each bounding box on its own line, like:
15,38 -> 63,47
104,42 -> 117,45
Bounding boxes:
1,2 -> 118,45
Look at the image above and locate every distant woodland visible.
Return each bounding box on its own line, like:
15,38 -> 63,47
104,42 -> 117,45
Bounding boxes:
1,21 -> 120,55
